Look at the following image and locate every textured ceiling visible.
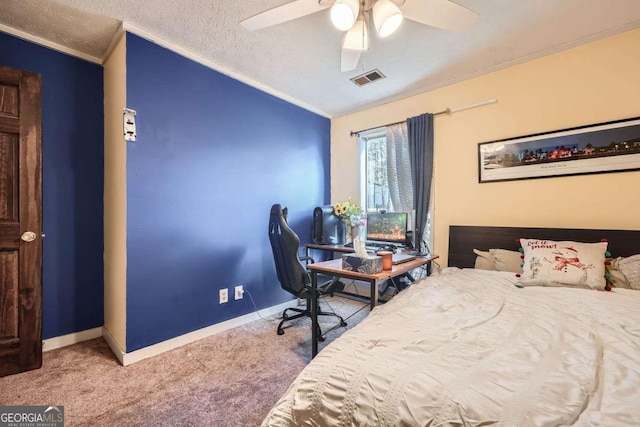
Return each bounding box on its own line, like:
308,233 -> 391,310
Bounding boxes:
2,0 -> 640,117
0,0 -> 119,59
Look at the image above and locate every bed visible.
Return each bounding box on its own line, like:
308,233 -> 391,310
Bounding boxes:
262,226 -> 640,426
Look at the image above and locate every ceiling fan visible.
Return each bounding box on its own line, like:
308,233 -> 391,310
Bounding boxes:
240,0 -> 479,72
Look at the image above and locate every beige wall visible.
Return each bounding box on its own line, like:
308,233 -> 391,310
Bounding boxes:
103,33 -> 127,352
331,28 -> 640,266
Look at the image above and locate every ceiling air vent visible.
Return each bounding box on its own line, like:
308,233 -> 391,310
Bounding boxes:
350,69 -> 386,87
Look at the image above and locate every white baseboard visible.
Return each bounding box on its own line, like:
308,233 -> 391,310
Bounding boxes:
42,327 -> 103,352
40,300 -> 298,365
120,299 -> 298,366
102,326 -> 125,365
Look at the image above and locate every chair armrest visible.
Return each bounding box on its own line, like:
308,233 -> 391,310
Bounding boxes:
299,256 -> 315,264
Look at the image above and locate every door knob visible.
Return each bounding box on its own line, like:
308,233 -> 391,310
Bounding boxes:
21,231 -> 37,242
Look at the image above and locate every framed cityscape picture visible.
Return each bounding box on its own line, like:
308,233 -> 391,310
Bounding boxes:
478,117 -> 640,183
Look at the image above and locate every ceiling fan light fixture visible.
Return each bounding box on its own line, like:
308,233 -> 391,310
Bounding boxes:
343,15 -> 369,50
373,0 -> 403,37
331,0 -> 360,31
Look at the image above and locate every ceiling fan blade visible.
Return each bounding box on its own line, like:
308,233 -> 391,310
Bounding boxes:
341,47 -> 362,72
241,0 -> 332,31
401,0 -> 478,32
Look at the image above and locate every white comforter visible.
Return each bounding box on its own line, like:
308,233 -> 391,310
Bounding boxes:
262,268 -> 640,426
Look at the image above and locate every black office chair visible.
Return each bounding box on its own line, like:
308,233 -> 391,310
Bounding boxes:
268,204 -> 347,339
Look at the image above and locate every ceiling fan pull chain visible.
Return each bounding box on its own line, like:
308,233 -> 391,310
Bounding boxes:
361,12 -> 366,50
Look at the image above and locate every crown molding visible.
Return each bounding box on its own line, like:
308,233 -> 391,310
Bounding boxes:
102,22 -> 126,64
0,20 -> 331,117
123,22 -> 331,118
0,23 -> 102,64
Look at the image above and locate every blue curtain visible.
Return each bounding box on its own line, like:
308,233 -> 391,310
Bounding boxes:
407,113 -> 434,253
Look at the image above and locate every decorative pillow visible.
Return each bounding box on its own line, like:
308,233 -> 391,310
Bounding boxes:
605,257 -> 631,289
518,238 -> 608,290
473,249 -> 496,270
619,254 -> 640,290
489,248 -> 523,273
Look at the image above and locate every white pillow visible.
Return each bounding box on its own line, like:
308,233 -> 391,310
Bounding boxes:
518,238 -> 608,290
473,249 -> 495,270
619,254 -> 640,290
489,248 -> 523,273
606,257 -> 631,289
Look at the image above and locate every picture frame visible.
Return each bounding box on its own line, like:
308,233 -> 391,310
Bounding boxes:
478,117 -> 640,183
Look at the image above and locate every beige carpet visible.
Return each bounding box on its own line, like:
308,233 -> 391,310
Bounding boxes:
0,295 -> 370,426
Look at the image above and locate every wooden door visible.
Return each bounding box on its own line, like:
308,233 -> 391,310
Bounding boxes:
0,65 -> 43,377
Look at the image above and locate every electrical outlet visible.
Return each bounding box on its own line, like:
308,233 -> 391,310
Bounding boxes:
219,288 -> 228,304
234,285 -> 244,300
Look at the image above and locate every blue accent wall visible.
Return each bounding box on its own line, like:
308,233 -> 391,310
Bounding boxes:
0,32 -> 104,338
125,33 -> 330,351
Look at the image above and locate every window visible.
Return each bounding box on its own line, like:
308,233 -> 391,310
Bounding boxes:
359,125 -> 433,251
362,131 -> 391,212
359,125 -> 413,214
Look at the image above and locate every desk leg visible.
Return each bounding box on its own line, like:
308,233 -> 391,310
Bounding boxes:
370,279 -> 378,310
311,271 -> 319,358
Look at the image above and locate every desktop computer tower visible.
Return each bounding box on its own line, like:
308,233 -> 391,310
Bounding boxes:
311,205 -> 341,245
405,230 -> 414,250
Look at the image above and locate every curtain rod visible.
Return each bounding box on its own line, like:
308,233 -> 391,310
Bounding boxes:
349,98 -> 498,137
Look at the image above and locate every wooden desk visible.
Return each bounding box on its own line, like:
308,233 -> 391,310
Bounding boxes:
305,243 -> 354,259
307,254 -> 439,358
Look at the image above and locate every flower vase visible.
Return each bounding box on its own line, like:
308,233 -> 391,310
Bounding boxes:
351,226 -> 360,243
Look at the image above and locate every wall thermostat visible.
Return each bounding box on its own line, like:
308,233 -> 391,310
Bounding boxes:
123,108 -> 137,142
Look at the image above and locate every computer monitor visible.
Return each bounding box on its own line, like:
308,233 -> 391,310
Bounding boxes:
366,212 -> 408,246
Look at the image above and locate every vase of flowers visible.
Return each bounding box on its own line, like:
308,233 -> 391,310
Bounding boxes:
334,199 -> 366,244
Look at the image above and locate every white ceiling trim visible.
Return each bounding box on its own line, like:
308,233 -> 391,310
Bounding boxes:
335,20 -> 640,118
122,22 -> 331,119
101,22 -> 125,64
3,2 -> 639,119
0,22 -> 102,64
0,18 -> 332,118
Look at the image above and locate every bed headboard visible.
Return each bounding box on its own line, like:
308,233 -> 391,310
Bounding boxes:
448,225 -> 640,268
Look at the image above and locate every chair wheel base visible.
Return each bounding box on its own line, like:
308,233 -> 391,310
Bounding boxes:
277,328 -> 284,335
318,336 -> 325,342
341,321 -> 347,327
